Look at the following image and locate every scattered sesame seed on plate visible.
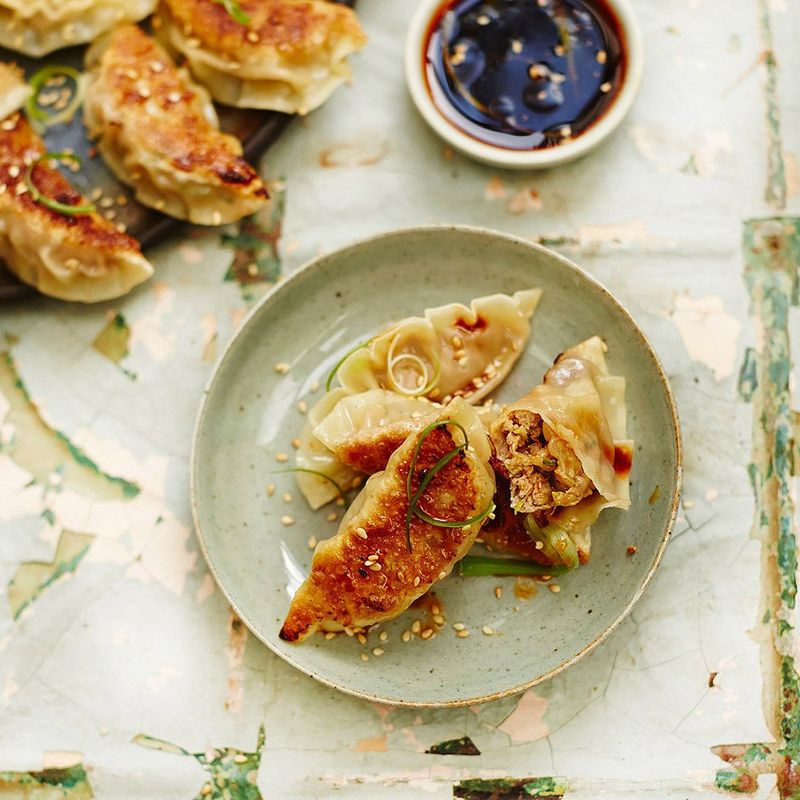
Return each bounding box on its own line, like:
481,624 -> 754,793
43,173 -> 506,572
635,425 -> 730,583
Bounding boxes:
274,362 -> 290,374
282,492 -> 292,503
438,571 -> 447,580
327,512 -> 338,522
456,629 -> 470,638
275,453 -> 288,463
360,653 -> 369,662
379,630 -> 388,642
452,622 -> 465,631
401,630 -> 411,642
433,614 -> 445,626
481,625 -> 493,635
357,633 -> 367,644
291,438 -> 301,449
411,620 -> 421,634
324,632 -> 336,640
297,400 -> 308,413
266,483 -> 275,496
600,81 -> 612,93
549,584 -> 561,593
280,515 -> 294,526
421,628 -> 434,640
372,647 -> 385,656
494,586 -> 503,599
307,536 -> 317,549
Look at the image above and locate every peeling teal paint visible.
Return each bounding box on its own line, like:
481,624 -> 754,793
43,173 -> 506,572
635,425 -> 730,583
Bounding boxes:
453,777 -> 567,799
0,763 -> 93,798
738,347 -> 758,402
426,736 -> 481,756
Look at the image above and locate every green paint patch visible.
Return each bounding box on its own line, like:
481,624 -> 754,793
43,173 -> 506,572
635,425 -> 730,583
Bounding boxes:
426,736 -> 481,756
222,179 -> 285,303
738,347 -> 759,402
133,726 -> 265,800
8,530 -> 94,619
453,777 -> 566,799
91,314 -> 130,365
0,352 -> 139,500
0,763 -> 93,799
715,768 -> 759,793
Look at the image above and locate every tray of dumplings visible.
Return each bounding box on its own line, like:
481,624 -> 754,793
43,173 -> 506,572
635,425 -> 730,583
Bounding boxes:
0,0 -> 365,303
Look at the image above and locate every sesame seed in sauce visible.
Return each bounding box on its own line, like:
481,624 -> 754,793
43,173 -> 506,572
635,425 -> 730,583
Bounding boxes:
266,483 -> 275,496
456,629 -> 470,638
90,187 -> 103,201
600,81 -> 612,93
116,223 -> 127,234
14,183 -> 27,195
187,37 -> 201,47
549,584 -> 561,593
297,400 -> 308,413
155,199 -> 166,210
596,50 -> 607,64
355,527 -> 368,539
137,85 -> 151,99
149,60 -> 165,73
433,615 -> 445,626
0,184 -> 6,195
275,453 -> 288,463
411,620 -> 421,634
274,362 -> 290,374
421,628 -> 434,640
104,210 -> 116,220
280,515 -> 294,526
481,625 -> 493,635
335,497 -> 345,507
357,633 -> 367,644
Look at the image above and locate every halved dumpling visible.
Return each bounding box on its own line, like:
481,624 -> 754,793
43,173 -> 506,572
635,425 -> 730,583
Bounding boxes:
0,0 -> 156,57
0,114 -> 153,302
280,399 -> 495,642
155,0 -> 367,114
84,25 -> 268,225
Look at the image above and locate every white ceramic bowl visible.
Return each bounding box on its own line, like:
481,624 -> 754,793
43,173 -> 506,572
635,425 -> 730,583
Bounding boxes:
405,0 -> 644,169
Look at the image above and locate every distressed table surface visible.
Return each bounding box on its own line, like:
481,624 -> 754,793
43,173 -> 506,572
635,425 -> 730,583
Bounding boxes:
1,1 -> 798,798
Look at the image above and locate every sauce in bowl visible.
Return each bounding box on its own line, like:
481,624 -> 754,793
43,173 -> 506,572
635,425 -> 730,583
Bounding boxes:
423,0 -> 626,151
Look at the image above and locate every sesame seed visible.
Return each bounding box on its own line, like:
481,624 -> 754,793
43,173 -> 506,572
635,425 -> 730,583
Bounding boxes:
1,119 -> 16,131
560,125 -> 572,137
413,576 -> 421,587
310,380 -> 320,392
452,623 -> 465,631
246,30 -> 260,42
137,85 -> 151,99
167,91 -> 182,104
116,195 -> 127,206
90,187 -> 103,200
104,209 -> 116,220
401,630 -> 411,642
421,628 -> 434,640
291,438 -> 301,449
432,604 -> 441,615
233,754 -> 247,764
325,632 -> 336,640
360,653 -> 369,662
124,68 -> 139,80
458,356 -> 469,367
452,335 -> 463,349
327,512 -> 338,522
535,541 -> 544,550
369,563 -> 382,571
481,625 -> 493,635
307,536 -> 317,549
355,527 -> 368,539
335,497 -> 345,507
8,165 -> 19,178
116,223 -> 127,234
297,400 -> 308,413
596,49 -> 607,64
357,633 -> 367,644
65,258 -> 79,270
187,37 -> 201,47
372,647 -> 385,656
457,629 -> 470,638
266,483 -> 275,496
600,81 -> 612,93
549,584 -> 561,593
438,571 -> 447,580
494,586 -> 503,599
511,39 -> 523,54
155,199 -> 166,210
477,13 -> 490,24
14,183 -> 26,195
379,630 -> 388,642
453,348 -> 466,359
433,614 -> 445,626
282,492 -> 292,503
344,626 -> 354,636
0,184 -> 6,195
411,620 -> 421,634
275,453 -> 288,463
280,515 -> 294,526
149,60 -> 165,73
201,784 -> 212,797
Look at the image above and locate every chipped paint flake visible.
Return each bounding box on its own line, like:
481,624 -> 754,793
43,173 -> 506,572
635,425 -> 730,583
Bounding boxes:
669,293 -> 741,381
453,776 -> 567,799
8,529 -> 94,619
497,689 -> 549,744
352,734 -> 388,752
92,312 -> 131,365
0,763 -> 93,799
425,736 -> 481,756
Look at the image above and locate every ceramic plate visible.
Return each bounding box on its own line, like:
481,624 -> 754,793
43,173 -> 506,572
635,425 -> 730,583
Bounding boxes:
191,226 -> 681,707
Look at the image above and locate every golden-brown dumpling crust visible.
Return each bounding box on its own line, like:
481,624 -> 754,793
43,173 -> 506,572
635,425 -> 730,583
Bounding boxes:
84,25 -> 268,224
0,114 -> 153,301
280,426 -> 489,643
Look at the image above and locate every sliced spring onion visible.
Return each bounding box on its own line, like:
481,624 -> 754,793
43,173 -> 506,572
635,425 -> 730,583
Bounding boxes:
405,419 -> 469,503
325,339 -> 372,392
458,556 -> 572,577
414,501 -> 495,530
273,467 -> 349,507
522,514 -> 580,570
386,333 -> 441,397
212,0 -> 251,24
24,153 -> 96,216
26,66 -> 84,132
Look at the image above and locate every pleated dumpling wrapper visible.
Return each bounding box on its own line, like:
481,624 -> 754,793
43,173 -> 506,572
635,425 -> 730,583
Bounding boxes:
0,113 -> 153,302
280,398 -> 496,642
0,63 -> 32,122
0,0 -> 156,57
155,0 -> 367,114
295,289 -> 540,509
84,25 -> 268,225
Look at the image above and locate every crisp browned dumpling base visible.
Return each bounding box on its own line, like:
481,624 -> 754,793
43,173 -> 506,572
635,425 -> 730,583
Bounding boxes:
280,427 -> 488,643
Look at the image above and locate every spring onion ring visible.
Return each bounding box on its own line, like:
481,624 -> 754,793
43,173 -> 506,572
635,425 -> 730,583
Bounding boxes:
274,467 -> 349,507
24,153 -> 96,216
386,333 -> 441,397
26,66 -> 84,132
522,515 -> 580,570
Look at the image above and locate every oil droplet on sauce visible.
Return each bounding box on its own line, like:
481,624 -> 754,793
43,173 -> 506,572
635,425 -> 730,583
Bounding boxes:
424,0 -> 626,150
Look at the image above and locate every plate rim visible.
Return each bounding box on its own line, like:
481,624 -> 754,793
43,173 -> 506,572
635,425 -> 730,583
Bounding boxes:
190,223 -> 683,707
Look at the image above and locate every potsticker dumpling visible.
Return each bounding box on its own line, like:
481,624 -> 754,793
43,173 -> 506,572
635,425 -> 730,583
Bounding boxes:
0,0 -> 156,57
280,399 -> 495,642
0,63 -> 31,122
333,290 -> 542,404
84,26 -> 268,225
0,114 -> 153,302
488,336 -> 632,518
155,0 -> 368,114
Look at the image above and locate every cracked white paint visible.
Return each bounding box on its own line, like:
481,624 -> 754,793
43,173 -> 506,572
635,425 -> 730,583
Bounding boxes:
498,689 -> 549,744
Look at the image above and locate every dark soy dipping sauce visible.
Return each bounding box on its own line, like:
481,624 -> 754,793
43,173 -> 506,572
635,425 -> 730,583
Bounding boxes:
424,0 -> 626,151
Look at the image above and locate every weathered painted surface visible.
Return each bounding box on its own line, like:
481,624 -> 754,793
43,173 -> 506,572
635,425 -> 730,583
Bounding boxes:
0,0 -> 798,797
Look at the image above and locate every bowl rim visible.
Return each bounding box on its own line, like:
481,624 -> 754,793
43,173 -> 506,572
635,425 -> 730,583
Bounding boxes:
404,0 -> 645,169
190,224 -> 683,707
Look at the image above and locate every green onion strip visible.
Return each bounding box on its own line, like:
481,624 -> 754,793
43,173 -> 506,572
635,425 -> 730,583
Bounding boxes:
325,338 -> 372,391
404,418 -> 494,552
274,467 -> 350,508
212,0 -> 251,25
26,66 -> 84,133
24,153 -> 96,216
458,556 -> 572,577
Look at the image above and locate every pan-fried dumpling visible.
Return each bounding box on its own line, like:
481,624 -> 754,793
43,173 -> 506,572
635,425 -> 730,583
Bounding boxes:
489,336 -> 632,515
155,0 -> 368,114
0,63 -> 31,122
333,290 -> 542,405
0,114 -> 153,302
0,0 -> 156,57
280,399 -> 495,642
84,26 -> 268,225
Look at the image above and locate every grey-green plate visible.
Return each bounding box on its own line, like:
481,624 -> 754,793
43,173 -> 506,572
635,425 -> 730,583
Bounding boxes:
191,226 -> 682,707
